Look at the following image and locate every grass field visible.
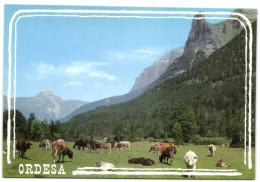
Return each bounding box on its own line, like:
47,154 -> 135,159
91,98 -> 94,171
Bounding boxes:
2,140 -> 255,179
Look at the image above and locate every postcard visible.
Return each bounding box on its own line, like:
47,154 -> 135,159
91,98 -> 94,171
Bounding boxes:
2,4 -> 256,179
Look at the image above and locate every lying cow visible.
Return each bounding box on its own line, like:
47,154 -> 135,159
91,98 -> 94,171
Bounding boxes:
52,140 -> 73,164
159,146 -> 177,165
118,141 -> 131,150
128,157 -> 155,166
184,150 -> 198,177
73,139 -> 85,150
216,159 -> 228,168
208,144 -> 216,157
100,143 -> 112,154
96,161 -> 115,171
16,140 -> 32,158
39,139 -> 51,150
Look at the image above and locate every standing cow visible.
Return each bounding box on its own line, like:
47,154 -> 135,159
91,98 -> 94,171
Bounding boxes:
159,146 -> 177,165
39,139 -> 51,150
207,144 -> 216,157
73,139 -> 85,150
52,140 -> 73,164
118,141 -> 131,150
16,140 -> 32,158
100,143 -> 112,154
184,150 -> 198,177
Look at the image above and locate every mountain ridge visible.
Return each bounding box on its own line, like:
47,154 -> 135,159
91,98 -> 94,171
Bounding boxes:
3,90 -> 89,121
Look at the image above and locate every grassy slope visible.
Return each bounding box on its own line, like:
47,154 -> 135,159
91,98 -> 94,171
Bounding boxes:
2,141 -> 255,179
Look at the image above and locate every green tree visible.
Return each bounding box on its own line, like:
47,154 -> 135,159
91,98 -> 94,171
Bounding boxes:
31,119 -> 41,141
27,113 -> 35,140
171,122 -> 182,143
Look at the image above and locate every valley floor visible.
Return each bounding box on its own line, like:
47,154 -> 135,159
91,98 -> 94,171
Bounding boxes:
2,141 -> 255,179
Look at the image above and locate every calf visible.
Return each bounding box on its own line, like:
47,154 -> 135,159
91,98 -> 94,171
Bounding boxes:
16,140 -> 32,158
216,159 -> 228,168
96,161 -> 115,171
159,146 -> 177,165
39,139 -> 51,150
52,140 -> 73,164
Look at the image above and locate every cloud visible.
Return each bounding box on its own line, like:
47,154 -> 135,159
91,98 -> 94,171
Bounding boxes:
28,61 -> 116,81
28,62 -> 55,80
62,81 -> 83,87
104,47 -> 164,61
61,61 -> 115,80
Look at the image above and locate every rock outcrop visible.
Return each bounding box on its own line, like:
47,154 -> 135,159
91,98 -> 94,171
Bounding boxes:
183,14 -> 221,56
131,47 -> 184,91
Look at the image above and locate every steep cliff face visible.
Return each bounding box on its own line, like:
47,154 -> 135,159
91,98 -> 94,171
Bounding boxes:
183,14 -> 221,56
131,46 -> 184,91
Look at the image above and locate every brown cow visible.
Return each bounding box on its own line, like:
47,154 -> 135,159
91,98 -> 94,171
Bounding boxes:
85,140 -> 101,153
52,140 -> 73,164
110,141 -> 118,149
216,159 -> 228,168
100,143 -> 112,154
159,146 -> 177,165
16,140 -> 32,158
128,157 -> 155,166
155,144 -> 173,154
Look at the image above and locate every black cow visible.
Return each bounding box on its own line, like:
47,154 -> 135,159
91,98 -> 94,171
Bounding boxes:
159,146 -> 177,165
16,140 -> 32,158
73,139 -> 85,150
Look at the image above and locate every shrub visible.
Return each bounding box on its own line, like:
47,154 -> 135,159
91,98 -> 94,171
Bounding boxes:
192,135 -> 229,145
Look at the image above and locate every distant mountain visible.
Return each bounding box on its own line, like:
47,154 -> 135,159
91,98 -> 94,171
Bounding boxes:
131,46 -> 184,92
60,87 -> 145,122
3,90 -> 89,121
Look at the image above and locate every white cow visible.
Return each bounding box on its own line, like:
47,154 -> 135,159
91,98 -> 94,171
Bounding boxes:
184,150 -> 198,177
96,161 -> 115,171
208,144 -> 216,157
118,141 -> 131,150
39,139 -> 51,150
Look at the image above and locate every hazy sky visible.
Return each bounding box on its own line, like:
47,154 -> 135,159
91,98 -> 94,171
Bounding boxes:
4,5 -> 234,102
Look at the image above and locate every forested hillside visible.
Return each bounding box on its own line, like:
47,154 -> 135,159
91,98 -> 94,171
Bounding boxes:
63,21 -> 256,145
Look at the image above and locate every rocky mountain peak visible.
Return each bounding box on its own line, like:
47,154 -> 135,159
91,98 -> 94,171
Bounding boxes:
183,13 -> 220,56
35,90 -> 66,102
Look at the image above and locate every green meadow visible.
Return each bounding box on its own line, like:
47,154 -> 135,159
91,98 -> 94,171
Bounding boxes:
2,141 -> 255,179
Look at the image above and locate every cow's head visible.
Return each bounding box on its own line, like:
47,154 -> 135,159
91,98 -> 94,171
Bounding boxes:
68,149 -> 73,159
96,161 -> 101,167
26,142 -> 32,149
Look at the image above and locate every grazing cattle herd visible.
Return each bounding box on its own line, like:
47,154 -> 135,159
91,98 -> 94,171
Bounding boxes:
15,139 -> 229,177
